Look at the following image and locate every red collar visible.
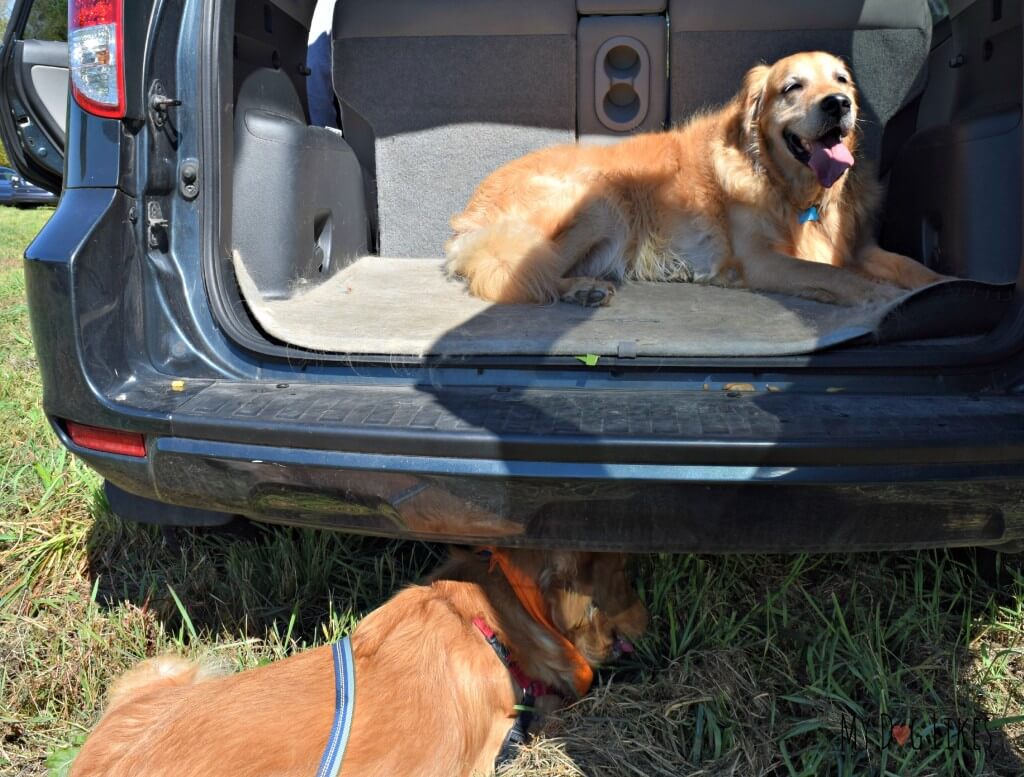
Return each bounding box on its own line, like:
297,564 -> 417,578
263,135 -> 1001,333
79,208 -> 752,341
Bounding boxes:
473,616 -> 553,766
472,616 -> 556,699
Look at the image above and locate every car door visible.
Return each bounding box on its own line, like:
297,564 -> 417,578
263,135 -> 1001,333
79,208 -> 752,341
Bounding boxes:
0,0 -> 67,193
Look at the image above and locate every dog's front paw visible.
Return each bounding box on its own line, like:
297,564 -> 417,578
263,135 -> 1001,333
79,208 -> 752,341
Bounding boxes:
559,278 -> 617,307
860,281 -> 906,306
819,278 -> 905,306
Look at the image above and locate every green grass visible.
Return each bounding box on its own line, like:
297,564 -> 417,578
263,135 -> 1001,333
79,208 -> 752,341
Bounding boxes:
0,204 -> 1022,776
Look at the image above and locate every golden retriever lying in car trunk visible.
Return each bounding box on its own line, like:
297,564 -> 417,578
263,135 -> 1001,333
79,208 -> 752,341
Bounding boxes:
69,548 -> 647,777
446,51 -> 946,307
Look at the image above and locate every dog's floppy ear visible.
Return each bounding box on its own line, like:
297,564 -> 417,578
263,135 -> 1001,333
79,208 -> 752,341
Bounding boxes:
591,554 -> 648,638
740,63 -> 771,133
590,554 -> 637,616
541,551 -> 592,633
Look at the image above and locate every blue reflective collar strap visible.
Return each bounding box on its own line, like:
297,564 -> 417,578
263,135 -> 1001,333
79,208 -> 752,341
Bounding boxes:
315,637 -> 356,777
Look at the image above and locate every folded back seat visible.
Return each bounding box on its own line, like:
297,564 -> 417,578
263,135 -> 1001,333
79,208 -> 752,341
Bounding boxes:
332,0 -> 579,257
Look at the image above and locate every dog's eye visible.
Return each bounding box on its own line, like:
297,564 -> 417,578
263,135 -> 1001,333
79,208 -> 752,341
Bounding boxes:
836,74 -> 849,84
782,82 -> 803,94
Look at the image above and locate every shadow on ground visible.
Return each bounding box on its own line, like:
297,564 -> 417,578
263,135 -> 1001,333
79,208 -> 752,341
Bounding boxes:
83,498 -> 443,645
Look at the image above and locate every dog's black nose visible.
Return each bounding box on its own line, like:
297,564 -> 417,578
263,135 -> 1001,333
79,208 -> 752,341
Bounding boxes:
821,93 -> 852,118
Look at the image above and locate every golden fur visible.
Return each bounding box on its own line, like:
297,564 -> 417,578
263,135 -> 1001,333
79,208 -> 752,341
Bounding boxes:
69,549 -> 648,777
446,51 -> 947,307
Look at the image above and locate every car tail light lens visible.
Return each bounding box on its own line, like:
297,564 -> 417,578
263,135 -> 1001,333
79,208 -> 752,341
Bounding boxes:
66,421 -> 146,457
68,0 -> 125,118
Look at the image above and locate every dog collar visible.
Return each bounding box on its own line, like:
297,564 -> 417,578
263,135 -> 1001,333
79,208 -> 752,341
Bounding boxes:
477,547 -> 594,698
798,204 -> 820,224
472,616 -> 556,765
472,616 -> 556,699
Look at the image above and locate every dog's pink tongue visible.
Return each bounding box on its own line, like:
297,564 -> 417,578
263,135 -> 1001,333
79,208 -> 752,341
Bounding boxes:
614,636 -> 634,654
808,138 -> 854,188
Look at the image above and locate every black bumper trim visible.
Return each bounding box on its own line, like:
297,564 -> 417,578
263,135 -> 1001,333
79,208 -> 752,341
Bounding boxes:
170,382 -> 1024,467
128,437 -> 1022,552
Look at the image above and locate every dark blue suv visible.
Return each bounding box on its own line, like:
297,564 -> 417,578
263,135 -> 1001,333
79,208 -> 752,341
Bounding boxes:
1,0 -> 1023,553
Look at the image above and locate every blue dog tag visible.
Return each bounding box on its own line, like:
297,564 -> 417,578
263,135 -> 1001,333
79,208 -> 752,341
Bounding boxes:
799,205 -> 820,224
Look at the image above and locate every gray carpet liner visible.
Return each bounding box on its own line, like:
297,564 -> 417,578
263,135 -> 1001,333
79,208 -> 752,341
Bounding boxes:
233,255 -> 1014,357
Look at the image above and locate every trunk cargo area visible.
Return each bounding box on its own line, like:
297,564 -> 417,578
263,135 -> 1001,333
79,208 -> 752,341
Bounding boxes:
219,0 -> 1022,360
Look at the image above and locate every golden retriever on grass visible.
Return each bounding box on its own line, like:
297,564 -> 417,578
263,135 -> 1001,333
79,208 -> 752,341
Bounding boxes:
69,548 -> 647,777
446,51 -> 946,307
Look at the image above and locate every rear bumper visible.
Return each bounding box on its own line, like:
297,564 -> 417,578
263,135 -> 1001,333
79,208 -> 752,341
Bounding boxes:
54,380 -> 1024,553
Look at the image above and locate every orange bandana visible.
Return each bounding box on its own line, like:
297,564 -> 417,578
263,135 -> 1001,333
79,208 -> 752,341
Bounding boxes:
484,547 -> 594,698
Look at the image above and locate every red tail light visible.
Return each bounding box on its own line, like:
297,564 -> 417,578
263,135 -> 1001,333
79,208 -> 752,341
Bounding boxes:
66,421 -> 146,457
68,0 -> 125,118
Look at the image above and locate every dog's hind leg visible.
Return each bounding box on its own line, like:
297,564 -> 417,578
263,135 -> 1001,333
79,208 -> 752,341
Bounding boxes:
445,219 -> 564,304
549,197 -> 629,307
555,276 -> 617,307
446,193 -> 628,306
